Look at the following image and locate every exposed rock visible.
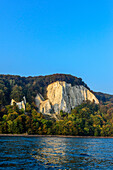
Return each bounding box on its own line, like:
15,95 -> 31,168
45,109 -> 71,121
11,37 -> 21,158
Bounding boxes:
11,96 -> 26,110
35,81 -> 99,114
35,93 -> 44,108
39,99 -> 52,114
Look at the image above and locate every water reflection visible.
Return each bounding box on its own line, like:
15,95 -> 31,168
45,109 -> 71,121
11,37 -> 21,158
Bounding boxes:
0,137 -> 113,169
30,137 -> 113,169
32,138 -> 68,167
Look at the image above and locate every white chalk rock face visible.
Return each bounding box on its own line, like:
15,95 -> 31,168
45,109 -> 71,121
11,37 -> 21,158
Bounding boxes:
35,94 -> 52,114
39,100 -> 52,114
35,93 -> 44,108
11,96 -> 26,110
35,81 -> 99,114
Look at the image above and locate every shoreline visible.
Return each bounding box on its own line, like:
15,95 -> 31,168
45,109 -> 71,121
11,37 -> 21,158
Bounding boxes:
0,134 -> 113,138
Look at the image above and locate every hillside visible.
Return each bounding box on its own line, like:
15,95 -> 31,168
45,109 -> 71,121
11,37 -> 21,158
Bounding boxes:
0,74 -> 113,107
0,74 -> 113,136
94,92 -> 113,104
0,74 -> 89,106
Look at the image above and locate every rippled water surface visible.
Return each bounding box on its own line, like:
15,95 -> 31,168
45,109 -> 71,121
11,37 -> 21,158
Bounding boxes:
0,137 -> 113,169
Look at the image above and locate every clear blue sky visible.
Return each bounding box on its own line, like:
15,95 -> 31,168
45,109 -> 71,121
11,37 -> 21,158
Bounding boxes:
0,0 -> 113,94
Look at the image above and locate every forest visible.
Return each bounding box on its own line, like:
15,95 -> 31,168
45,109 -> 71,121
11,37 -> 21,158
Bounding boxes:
0,74 -> 89,106
0,100 -> 113,136
0,74 -> 113,136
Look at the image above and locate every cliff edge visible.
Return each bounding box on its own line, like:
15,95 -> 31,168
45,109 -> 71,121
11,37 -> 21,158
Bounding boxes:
35,81 -> 99,114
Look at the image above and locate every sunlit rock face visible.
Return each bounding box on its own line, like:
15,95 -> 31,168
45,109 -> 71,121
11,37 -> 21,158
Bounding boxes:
35,94 -> 52,114
11,96 -> 26,110
35,81 -> 99,114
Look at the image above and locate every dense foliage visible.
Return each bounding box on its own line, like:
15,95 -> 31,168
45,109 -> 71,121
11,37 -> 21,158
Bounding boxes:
0,74 -> 113,106
0,74 -> 89,106
94,92 -> 113,104
0,74 -> 113,136
0,101 -> 113,136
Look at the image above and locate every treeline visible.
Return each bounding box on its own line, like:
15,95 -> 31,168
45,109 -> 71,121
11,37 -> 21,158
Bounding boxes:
1,73 -> 113,136
0,74 -> 113,107
94,92 -> 113,103
0,101 -> 113,136
0,74 -> 89,106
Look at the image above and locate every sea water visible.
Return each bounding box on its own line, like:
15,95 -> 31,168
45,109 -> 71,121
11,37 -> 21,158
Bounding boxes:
0,136 -> 113,169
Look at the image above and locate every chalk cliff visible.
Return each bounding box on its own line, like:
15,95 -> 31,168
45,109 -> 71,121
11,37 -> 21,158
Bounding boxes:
11,96 -> 26,110
35,81 -> 99,114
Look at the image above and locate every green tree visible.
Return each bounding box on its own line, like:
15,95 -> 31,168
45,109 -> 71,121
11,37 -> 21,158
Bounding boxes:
10,85 -> 23,102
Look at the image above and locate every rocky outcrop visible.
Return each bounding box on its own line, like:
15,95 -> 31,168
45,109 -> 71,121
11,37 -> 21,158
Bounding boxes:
35,81 -> 99,114
35,93 -> 44,108
35,94 -> 52,113
11,96 -> 26,110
